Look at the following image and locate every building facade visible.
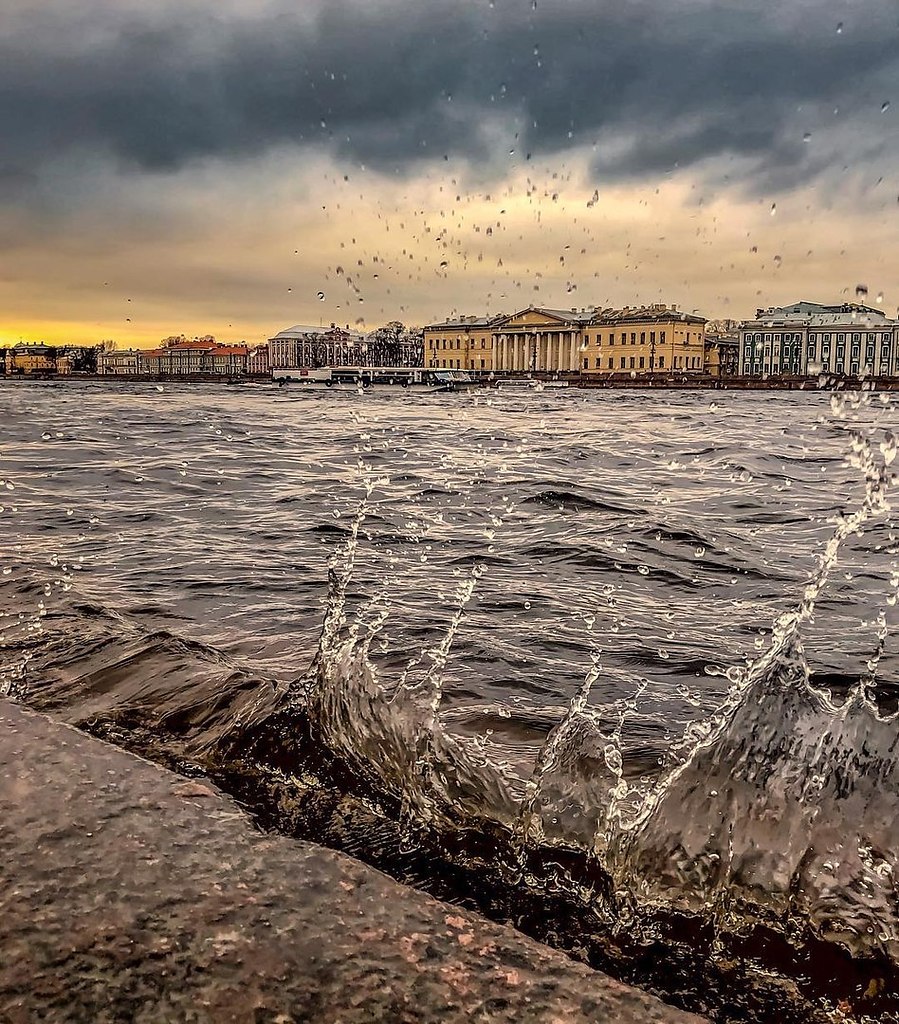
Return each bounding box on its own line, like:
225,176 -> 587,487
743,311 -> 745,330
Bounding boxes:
269,325 -> 367,369
423,304 -> 707,375
494,308 -> 595,372
583,306 -> 706,375
5,343 -> 57,375
97,349 -> 144,375
247,344 -> 270,375
141,339 -> 249,375
424,316 -> 502,371
704,335 -> 740,377
739,302 -> 899,377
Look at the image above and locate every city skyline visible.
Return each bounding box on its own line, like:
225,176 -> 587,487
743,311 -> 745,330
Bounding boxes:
2,0 -> 897,348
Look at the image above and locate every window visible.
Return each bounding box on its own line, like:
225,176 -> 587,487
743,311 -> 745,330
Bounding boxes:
609,334 -> 615,346
650,331 -> 656,344
583,357 -> 589,369
620,333 -> 626,344
630,332 -> 636,345
595,357 -> 601,368
608,357 -> 613,368
658,355 -> 665,368
619,356 -> 625,368
629,356 -> 635,368
640,332 -> 645,344
639,356 -> 645,368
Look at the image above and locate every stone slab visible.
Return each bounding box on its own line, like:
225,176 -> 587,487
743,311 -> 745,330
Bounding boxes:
0,700 -> 705,1023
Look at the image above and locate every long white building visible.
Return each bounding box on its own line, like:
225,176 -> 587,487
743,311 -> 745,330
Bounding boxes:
269,324 -> 367,369
740,302 -> 899,378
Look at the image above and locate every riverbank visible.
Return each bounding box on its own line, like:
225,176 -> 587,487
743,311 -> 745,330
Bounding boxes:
0,699 -> 705,1024
2,372 -> 898,390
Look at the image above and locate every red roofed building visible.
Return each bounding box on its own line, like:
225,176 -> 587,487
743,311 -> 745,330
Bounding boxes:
142,339 -> 248,376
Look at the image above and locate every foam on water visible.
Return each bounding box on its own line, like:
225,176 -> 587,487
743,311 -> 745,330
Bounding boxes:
296,400 -> 898,1015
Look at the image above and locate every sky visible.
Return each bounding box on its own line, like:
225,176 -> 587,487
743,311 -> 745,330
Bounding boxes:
2,0 -> 898,348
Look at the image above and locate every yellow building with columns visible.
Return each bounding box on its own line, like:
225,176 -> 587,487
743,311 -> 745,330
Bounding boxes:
423,304 -> 707,375
492,307 -> 596,372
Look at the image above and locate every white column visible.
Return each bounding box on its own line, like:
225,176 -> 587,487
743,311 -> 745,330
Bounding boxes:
570,331 -> 579,371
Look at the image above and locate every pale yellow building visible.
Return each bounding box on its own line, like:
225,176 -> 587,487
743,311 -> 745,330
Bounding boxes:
492,307 -> 595,371
423,304 -> 708,375
423,315 -> 502,371
583,306 -> 707,375
97,349 -> 144,375
5,343 -> 58,375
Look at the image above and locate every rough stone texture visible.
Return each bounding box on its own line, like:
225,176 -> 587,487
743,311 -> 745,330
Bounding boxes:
0,700 -> 706,1023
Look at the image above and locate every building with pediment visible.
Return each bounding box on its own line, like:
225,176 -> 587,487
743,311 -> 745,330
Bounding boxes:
423,304 -> 707,375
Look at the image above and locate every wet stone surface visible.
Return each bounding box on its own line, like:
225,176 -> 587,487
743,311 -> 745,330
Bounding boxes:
0,700 -> 705,1023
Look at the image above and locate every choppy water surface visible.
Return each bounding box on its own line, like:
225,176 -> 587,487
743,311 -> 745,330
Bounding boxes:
1,380 -> 897,1022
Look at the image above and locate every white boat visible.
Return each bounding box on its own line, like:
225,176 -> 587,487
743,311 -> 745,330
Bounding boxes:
272,366 -> 473,390
495,378 -> 569,390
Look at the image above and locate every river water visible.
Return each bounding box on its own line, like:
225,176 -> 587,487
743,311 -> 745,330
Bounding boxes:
1,380 -> 897,1022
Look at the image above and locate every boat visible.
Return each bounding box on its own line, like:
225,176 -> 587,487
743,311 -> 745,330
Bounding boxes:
495,378 -> 570,390
272,367 -> 474,390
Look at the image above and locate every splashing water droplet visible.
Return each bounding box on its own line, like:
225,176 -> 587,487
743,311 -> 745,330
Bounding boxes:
637,565 -> 651,576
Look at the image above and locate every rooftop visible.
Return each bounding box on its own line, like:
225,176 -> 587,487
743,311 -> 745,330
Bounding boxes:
270,324 -> 345,339
750,301 -> 893,326
593,304 -> 706,325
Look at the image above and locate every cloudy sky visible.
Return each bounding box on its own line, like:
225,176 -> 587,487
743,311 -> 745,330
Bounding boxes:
2,0 -> 897,348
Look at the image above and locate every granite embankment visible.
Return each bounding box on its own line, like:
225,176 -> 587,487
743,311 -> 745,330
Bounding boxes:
0,701 -> 705,1024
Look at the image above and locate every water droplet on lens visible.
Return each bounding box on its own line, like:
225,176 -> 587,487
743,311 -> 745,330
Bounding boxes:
881,101 -> 891,114
637,564 -> 650,576
856,283 -> 869,299
769,203 -> 777,216
317,291 -> 325,301
836,21 -> 843,33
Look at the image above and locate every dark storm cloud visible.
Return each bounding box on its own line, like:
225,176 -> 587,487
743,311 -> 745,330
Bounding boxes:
1,0 -> 897,194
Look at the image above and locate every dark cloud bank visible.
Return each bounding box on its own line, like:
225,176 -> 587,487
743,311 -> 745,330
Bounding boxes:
1,0 -> 897,196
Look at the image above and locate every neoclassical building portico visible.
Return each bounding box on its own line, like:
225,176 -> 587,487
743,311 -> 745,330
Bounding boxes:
492,307 -> 593,372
